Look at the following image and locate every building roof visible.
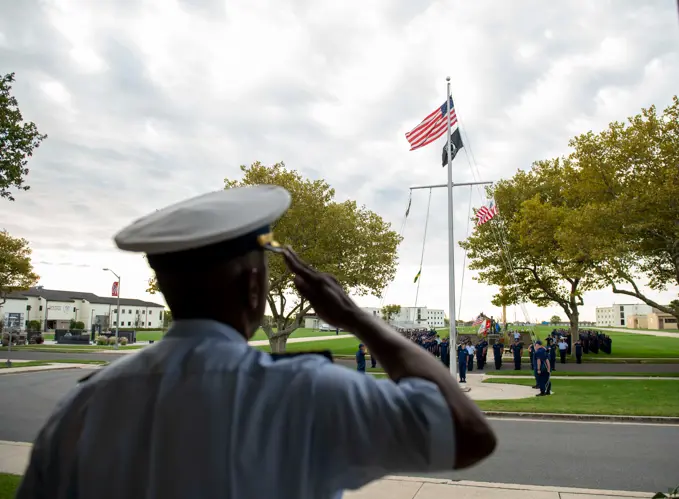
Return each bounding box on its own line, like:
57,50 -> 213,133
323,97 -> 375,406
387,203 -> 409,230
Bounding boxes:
5,287 -> 164,308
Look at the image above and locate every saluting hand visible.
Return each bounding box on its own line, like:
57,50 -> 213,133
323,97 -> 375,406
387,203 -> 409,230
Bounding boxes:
281,247 -> 365,331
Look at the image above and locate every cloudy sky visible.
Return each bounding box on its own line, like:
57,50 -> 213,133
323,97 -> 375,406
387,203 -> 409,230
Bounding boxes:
2,0 -> 678,322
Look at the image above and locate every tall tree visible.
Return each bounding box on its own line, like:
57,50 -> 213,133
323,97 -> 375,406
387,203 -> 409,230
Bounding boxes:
381,304 -> 401,322
0,73 -> 48,201
561,96 -> 679,321
550,315 -> 561,325
459,161 -> 602,345
0,230 -> 39,305
148,162 -> 402,352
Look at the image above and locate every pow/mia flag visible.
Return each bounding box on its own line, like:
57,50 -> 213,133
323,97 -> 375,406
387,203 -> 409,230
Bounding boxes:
441,127 -> 464,167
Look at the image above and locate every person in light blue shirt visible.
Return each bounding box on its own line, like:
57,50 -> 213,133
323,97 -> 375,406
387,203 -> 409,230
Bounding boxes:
17,185 -> 496,499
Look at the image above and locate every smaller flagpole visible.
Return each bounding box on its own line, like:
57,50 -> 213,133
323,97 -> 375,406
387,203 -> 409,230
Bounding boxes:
414,188 -> 433,309
445,76 -> 458,381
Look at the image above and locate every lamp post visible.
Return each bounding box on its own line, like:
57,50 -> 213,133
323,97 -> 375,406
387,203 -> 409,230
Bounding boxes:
103,268 -> 121,349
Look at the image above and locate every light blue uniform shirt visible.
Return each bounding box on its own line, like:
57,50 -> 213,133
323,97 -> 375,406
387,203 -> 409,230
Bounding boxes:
17,319 -> 455,499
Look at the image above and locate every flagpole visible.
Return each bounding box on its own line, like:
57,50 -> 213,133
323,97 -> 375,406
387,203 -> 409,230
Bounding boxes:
445,76 -> 458,381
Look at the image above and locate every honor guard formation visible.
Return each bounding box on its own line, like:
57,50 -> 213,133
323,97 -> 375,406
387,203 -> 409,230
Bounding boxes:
17,186 -> 496,499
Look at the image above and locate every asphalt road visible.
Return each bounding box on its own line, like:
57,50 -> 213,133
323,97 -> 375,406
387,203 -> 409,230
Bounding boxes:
1,369 -> 676,492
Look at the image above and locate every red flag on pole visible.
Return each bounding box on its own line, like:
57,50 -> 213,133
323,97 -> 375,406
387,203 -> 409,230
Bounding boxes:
112,281 -> 119,297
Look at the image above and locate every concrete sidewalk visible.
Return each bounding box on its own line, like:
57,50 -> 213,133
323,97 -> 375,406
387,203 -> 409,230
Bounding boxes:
344,476 -> 651,499
0,441 -> 650,498
0,363 -> 102,375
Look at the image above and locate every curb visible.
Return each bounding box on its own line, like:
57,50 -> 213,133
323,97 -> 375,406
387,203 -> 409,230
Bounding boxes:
0,365 -> 102,376
483,411 -> 679,424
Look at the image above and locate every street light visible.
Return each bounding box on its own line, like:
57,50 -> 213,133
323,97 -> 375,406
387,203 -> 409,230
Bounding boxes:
103,268 -> 121,349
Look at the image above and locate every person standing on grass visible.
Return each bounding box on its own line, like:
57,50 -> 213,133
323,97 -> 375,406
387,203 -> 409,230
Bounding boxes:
558,338 -> 568,364
534,340 -> 551,396
356,343 -> 367,373
511,339 -> 523,370
575,339 -> 583,364
466,341 -> 475,372
492,341 -> 503,370
457,341 -> 468,383
18,186 -> 496,499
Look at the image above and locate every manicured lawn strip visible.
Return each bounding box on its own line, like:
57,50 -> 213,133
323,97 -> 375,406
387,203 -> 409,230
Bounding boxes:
484,370 -> 679,377
476,378 -> 679,417
0,473 -> 21,499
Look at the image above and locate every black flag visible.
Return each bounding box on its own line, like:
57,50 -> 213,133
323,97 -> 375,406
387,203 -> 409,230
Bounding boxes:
441,127 -> 464,166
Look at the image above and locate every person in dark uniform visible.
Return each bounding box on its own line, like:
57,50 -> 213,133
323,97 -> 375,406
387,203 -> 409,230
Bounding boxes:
548,338 -> 557,372
356,344 -> 367,373
440,337 -> 450,368
482,339 -> 488,366
466,341 -> 475,372
476,341 -> 485,370
369,346 -> 377,369
492,341 -> 503,370
511,339 -> 523,370
528,342 -> 535,371
534,340 -> 551,396
575,339 -> 582,364
457,342 -> 468,383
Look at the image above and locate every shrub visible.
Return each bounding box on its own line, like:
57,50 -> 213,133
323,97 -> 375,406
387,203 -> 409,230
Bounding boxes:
119,337 -> 128,346
35,335 -> 44,344
74,321 -> 85,330
108,336 -> 117,345
28,320 -> 41,332
95,336 -> 108,345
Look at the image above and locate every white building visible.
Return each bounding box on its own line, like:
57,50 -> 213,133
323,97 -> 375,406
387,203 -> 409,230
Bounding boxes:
361,306 -> 446,329
595,304 -> 653,328
1,286 -> 165,331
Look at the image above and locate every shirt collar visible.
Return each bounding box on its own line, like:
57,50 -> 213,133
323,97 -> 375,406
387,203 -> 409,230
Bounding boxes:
163,319 -> 248,343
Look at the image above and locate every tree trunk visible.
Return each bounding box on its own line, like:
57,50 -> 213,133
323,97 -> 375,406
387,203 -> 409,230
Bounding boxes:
269,334 -> 289,353
569,311 -> 579,356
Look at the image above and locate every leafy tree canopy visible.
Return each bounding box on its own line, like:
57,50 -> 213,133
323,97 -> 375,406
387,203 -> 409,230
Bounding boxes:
0,73 -> 48,201
0,230 -> 39,304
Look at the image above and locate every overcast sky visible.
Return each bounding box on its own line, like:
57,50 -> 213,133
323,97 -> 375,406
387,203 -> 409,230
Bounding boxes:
2,0 -> 678,322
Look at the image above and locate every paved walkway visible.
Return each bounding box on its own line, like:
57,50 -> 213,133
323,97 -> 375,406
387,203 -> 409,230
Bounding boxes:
0,442 -> 650,498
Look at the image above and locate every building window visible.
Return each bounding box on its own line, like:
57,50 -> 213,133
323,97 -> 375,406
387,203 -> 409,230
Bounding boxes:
113,321 -> 117,326
136,310 -> 139,314
127,321 -> 131,326
149,310 -> 152,314
122,309 -> 125,314
128,309 -> 132,314
39,305 -> 43,311
113,309 -> 117,313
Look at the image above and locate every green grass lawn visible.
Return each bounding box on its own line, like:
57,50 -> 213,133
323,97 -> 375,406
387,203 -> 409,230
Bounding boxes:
483,370 -> 679,377
254,337 -> 362,355
476,378 -> 679,416
0,360 -> 107,369
0,474 -> 21,499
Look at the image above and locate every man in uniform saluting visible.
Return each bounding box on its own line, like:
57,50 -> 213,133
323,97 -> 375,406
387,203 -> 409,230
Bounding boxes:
17,185 -> 496,499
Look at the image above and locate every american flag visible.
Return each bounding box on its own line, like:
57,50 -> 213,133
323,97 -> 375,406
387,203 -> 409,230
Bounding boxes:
477,199 -> 499,226
472,314 -> 485,326
406,97 -> 458,151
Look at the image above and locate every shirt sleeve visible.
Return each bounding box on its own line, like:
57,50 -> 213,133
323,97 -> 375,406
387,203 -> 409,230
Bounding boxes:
308,363 -> 455,490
